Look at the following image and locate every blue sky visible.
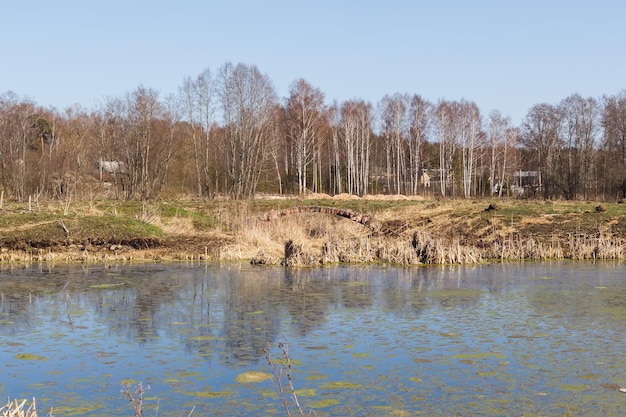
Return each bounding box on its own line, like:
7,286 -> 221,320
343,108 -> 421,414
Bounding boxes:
1,0 -> 624,125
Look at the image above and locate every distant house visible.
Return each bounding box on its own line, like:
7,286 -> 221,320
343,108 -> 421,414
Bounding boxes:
97,159 -> 127,182
420,170 -> 431,188
513,170 -> 542,195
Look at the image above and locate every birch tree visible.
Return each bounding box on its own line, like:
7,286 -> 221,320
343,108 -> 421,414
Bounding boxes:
499,126 -> 519,197
341,100 -> 372,195
408,95 -> 432,194
286,79 -> 326,194
328,102 -> 342,194
179,67 -> 215,197
380,93 -> 408,194
217,62 -> 277,199
487,110 -> 508,194
435,100 -> 459,197
458,100 -> 483,198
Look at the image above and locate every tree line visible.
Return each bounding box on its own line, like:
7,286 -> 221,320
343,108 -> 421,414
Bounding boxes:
1,61 -> 625,202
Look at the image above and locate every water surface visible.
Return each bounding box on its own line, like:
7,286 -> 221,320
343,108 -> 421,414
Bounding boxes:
1,262 -> 625,416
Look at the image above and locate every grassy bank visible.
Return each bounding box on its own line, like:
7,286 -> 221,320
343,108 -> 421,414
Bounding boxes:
1,196 -> 625,265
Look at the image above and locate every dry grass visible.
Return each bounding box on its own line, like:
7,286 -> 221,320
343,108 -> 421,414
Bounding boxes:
0,398 -> 51,417
2,196 -> 626,265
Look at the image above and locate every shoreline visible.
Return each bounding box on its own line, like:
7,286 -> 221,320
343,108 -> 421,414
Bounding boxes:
0,197 -> 625,266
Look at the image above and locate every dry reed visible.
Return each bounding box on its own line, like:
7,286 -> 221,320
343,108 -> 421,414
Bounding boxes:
0,398 -> 51,417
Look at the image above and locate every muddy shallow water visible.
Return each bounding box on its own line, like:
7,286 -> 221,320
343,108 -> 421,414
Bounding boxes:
1,261 -> 625,416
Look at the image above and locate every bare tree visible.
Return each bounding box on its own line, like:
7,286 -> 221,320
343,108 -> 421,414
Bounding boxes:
328,101 -> 342,194
521,103 -> 564,199
0,91 -> 38,200
435,100 -> 459,197
500,126 -> 519,197
408,95 -> 432,195
93,86 -> 175,200
601,90 -> 626,198
558,94 -> 600,199
217,62 -> 278,199
487,110 -> 510,195
340,100 -> 372,196
125,86 -> 163,199
457,100 -> 483,198
45,105 -> 94,200
285,79 -> 326,194
179,68 -> 216,197
380,93 -> 409,194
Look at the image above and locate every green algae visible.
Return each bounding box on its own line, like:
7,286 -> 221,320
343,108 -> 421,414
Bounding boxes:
452,352 -> 506,360
15,353 -> 47,361
89,283 -> 125,289
560,384 -> 589,391
309,399 -> 340,408
294,388 -> 317,397
235,371 -> 273,383
189,335 -> 218,341
320,381 -> 362,390
177,390 -> 231,398
371,406 -> 411,417
169,371 -> 201,378
53,405 -> 103,416
306,373 -> 329,381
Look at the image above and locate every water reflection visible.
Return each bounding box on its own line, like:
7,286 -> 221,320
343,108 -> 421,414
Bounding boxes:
1,262 -> 625,416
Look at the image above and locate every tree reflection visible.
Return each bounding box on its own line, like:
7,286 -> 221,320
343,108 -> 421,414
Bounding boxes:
220,268 -> 282,365
1,262 -> 564,369
281,269 -> 333,336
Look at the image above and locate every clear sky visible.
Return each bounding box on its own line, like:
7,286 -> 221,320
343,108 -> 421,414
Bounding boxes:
1,0 -> 624,125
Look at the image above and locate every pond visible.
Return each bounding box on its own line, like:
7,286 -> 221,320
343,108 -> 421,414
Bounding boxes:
1,262 -> 625,416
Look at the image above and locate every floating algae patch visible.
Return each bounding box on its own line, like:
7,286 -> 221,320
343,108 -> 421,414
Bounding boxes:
53,405 -> 104,416
579,373 -> 601,380
352,352 -> 371,359
344,281 -> 368,287
409,377 -> 422,383
246,310 -> 264,315
178,389 -> 231,398
294,388 -> 317,397
15,353 -> 47,361
189,335 -> 219,341
452,352 -> 506,360
121,378 -> 139,385
169,371 -> 202,379
89,283 -> 125,289
306,373 -> 329,381
560,384 -> 589,391
372,406 -> 411,417
235,371 -> 273,383
428,288 -> 484,298
305,345 -> 329,350
320,381 -> 362,390
309,399 -> 340,408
